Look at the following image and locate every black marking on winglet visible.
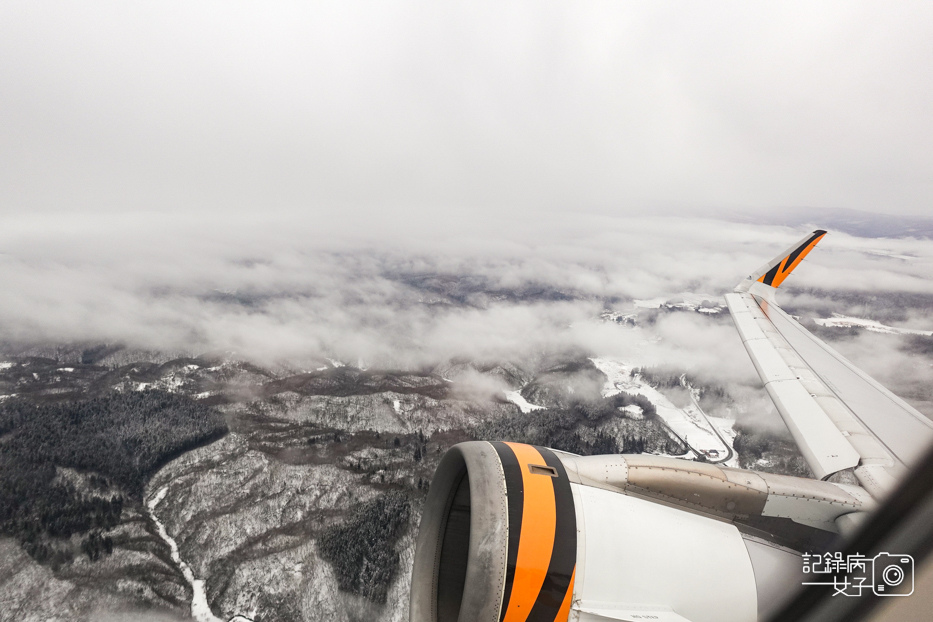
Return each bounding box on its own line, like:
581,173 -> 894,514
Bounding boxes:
784,230 -> 826,272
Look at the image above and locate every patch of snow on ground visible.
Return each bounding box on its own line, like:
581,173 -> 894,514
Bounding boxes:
147,486 -> 226,622
0,394 -> 15,401
634,294 -> 724,314
326,358 -> 345,368
671,293 -> 723,308
590,357 -> 732,461
393,399 -> 401,414
815,314 -> 933,336
0,362 -> 13,371
503,390 -> 544,414
601,310 -> 638,324
634,298 -> 665,309
57,367 -> 75,372
150,486 -> 169,507
709,415 -> 739,462
161,374 -> 187,391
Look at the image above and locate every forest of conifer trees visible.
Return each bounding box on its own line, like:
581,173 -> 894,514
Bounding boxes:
0,390 -> 227,565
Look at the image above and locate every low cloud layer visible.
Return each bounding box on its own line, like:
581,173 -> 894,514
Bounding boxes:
1,213 -> 931,375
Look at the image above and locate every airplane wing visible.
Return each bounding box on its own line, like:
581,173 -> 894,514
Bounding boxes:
725,230 -> 933,499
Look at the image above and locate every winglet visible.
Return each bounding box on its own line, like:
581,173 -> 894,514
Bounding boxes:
735,230 -> 826,301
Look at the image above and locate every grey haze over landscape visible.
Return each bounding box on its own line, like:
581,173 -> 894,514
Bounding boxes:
2,3 -> 933,622
2,211 -> 933,369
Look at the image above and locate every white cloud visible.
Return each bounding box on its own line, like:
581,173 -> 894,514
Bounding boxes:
2,211 -> 929,369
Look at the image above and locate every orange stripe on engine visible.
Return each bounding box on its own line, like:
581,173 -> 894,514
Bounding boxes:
501,442 -> 557,622
771,233 -> 825,288
555,567 -> 576,622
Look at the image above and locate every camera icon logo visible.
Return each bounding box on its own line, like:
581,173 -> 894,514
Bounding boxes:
872,553 -> 914,597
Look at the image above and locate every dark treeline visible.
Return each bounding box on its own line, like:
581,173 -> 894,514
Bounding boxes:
317,492 -> 411,604
732,423 -> 812,477
475,393 -> 678,456
633,366 -> 684,390
903,334 -> 933,356
0,390 -> 228,565
732,423 -> 775,461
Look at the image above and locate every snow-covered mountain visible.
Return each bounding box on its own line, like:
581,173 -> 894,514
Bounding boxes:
0,344 -> 757,622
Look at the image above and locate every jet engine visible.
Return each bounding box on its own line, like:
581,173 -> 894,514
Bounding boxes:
410,441 -> 873,622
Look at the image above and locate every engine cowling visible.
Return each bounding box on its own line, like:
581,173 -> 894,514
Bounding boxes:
410,442 -> 871,622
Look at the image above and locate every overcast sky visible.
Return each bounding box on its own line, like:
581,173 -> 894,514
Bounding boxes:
1,1 -> 932,221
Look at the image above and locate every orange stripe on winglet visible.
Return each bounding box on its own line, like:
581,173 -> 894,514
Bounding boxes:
756,231 -> 826,289
555,567 -> 576,622
502,442 -> 557,622
771,233 -> 825,288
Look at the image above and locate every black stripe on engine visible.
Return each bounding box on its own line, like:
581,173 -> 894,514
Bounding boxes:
491,442 -> 524,622
527,447 -> 577,622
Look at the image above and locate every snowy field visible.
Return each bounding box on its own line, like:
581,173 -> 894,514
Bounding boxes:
814,314 -> 933,336
503,390 -> 545,413
148,487 -> 228,622
590,357 -> 737,466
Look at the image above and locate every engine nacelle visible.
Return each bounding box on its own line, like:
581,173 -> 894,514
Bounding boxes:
410,442 -> 872,622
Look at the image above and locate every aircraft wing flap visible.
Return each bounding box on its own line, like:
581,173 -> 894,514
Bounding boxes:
743,337 -> 797,383
727,292 -> 860,480
763,377 -> 861,478
759,298 -> 933,468
730,303 -> 768,341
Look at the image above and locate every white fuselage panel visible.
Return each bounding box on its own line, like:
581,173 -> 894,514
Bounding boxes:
570,484 -> 758,622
